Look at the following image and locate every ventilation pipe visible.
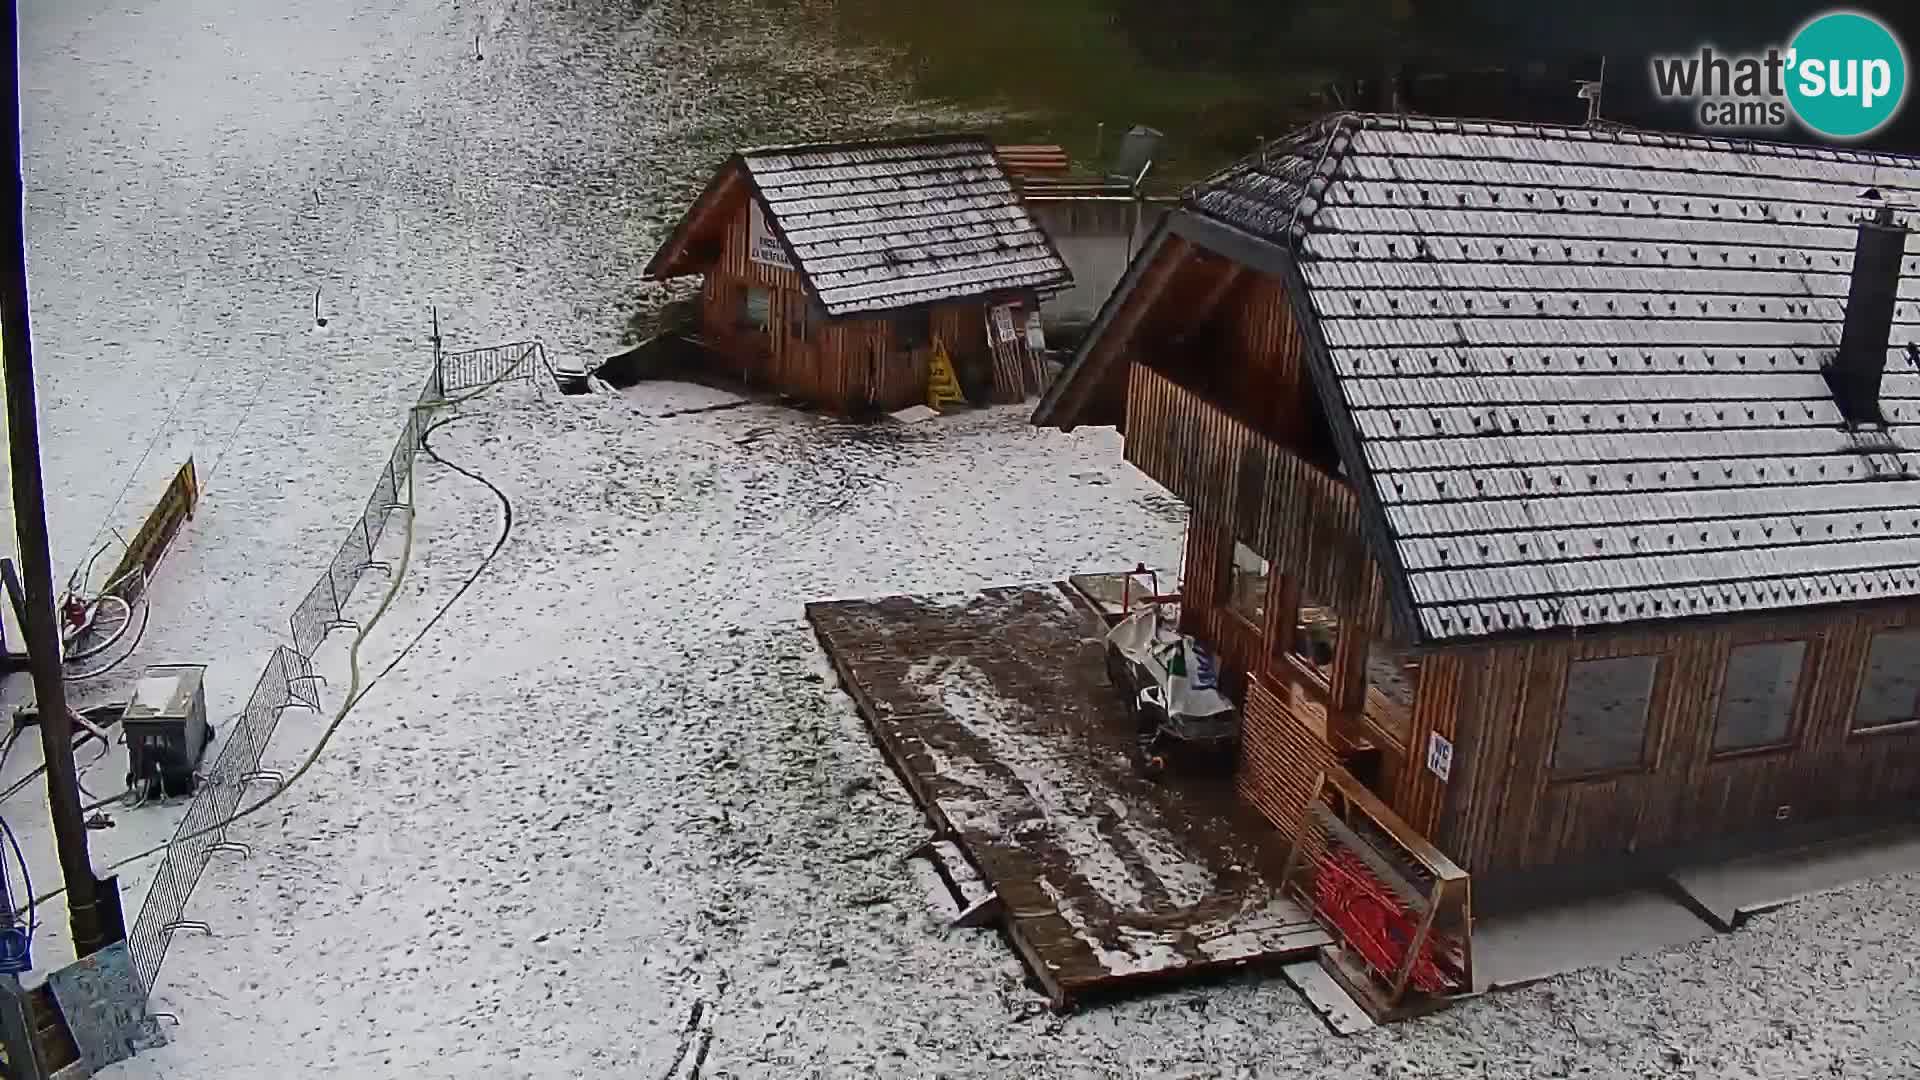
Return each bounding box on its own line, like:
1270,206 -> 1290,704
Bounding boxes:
1828,200 -> 1907,425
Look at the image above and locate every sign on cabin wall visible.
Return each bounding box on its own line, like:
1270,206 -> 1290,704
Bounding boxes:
1426,731 -> 1453,783
748,199 -> 794,270
990,303 -> 1019,344
1025,311 -> 1046,353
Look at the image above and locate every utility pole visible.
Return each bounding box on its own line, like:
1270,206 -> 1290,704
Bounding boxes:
0,0 -> 112,959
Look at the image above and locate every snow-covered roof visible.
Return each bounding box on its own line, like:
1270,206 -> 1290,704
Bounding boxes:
645,134 -> 1073,318
1044,113 -> 1920,645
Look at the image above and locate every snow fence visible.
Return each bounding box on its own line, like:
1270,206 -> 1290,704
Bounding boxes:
126,359 -> 445,997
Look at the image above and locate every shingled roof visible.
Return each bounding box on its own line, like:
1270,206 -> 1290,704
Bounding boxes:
645,134 -> 1071,318
1083,113 -> 1920,645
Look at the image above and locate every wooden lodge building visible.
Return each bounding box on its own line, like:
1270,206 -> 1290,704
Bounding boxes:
644,135 -> 1072,415
1036,114 -> 1920,952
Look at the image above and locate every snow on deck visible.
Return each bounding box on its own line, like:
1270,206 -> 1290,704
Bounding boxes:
807,584 -> 1328,1006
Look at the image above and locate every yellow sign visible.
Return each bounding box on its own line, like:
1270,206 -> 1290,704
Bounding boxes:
105,458 -> 198,601
927,339 -> 965,410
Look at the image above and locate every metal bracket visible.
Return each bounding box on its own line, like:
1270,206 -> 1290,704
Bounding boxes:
239,770 -> 285,789
208,841 -> 252,859
159,920 -> 209,938
361,561 -> 392,578
322,618 -> 359,634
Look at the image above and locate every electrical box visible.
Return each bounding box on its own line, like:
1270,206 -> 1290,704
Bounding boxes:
121,665 -> 210,798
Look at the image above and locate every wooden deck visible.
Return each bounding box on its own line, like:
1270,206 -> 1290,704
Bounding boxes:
806,580 -> 1330,1009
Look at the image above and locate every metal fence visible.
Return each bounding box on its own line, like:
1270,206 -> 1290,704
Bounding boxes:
438,340 -> 545,396
125,358 -> 448,996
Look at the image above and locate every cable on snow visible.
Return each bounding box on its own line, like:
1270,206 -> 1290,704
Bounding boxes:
14,358 -> 523,919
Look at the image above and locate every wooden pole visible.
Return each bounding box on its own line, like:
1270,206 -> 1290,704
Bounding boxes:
0,0 -> 112,957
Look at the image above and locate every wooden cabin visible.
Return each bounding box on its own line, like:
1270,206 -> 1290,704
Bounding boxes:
644,135 -> 1072,415
1035,113 -> 1920,1004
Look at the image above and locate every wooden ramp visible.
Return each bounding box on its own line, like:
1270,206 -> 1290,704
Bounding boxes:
807,581 -> 1330,1009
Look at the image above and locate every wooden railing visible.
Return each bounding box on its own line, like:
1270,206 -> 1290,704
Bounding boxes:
1123,362 -> 1392,636
1281,764 -> 1473,1019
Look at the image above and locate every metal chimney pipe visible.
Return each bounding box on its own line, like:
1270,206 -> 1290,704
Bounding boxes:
1831,202 -> 1907,424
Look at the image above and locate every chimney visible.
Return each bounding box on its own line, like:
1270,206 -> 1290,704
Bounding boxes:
1828,200 -> 1908,424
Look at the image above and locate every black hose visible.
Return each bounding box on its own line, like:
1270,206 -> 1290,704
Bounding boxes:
346,416 -> 514,707
15,413 -> 517,915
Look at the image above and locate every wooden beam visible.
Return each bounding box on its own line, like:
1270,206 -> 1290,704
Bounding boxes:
1328,613 -> 1369,733
1176,261 -> 1245,345
1387,893 -> 1441,1006
1321,767 -> 1469,883
645,165 -> 745,280
1046,233 -> 1189,427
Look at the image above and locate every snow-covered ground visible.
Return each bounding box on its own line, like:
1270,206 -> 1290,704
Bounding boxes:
0,0 -> 1913,1076
107,385 -> 1920,1080
3,0 -> 969,979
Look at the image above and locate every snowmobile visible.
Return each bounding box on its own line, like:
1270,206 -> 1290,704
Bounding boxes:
1102,569 -> 1239,778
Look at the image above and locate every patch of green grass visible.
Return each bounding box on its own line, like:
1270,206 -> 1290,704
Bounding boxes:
779,0 -> 1333,186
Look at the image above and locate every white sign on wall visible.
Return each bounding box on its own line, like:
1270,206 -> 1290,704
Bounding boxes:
748,199 -> 793,270
1426,731 -> 1454,783
991,303 -> 1018,344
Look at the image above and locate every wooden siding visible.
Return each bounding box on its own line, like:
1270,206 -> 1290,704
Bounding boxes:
1239,674 -> 1336,839
1125,362 -> 1393,641
1436,602 -> 1920,879
693,197 -> 998,413
1219,273 -> 1311,440
1397,653 -> 1462,838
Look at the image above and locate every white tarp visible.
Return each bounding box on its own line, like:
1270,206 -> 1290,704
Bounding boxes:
1107,609 -> 1234,719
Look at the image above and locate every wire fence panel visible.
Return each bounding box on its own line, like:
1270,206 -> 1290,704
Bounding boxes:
289,580 -> 334,659
129,332 -> 529,999
283,646 -> 320,712
326,532 -> 366,616
127,855 -> 178,993
128,349 -> 459,1000
360,496 -> 390,561
439,340 -> 539,395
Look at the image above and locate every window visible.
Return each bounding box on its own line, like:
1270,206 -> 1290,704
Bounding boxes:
739,286 -> 771,332
1714,641 -> 1806,752
1853,629 -> 1920,732
1552,655 -> 1658,776
1226,541 -> 1268,627
1362,639 -> 1417,744
1291,587 -> 1337,682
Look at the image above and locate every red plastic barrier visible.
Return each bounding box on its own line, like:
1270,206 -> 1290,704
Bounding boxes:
1312,849 -> 1460,995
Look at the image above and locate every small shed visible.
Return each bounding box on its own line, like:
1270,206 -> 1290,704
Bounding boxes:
1035,112 -> 1920,1012
645,134 -> 1073,414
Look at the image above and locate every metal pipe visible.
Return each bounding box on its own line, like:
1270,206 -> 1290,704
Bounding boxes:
0,0 -> 115,956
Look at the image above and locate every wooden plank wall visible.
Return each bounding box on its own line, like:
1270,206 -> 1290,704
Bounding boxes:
1220,274 -> 1311,440
1239,674 -> 1336,837
694,197 -> 991,413
1437,602 -> 1920,878
1124,363 -> 1392,647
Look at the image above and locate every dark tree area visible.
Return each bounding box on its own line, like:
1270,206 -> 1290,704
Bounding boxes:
1112,0 -> 1920,152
